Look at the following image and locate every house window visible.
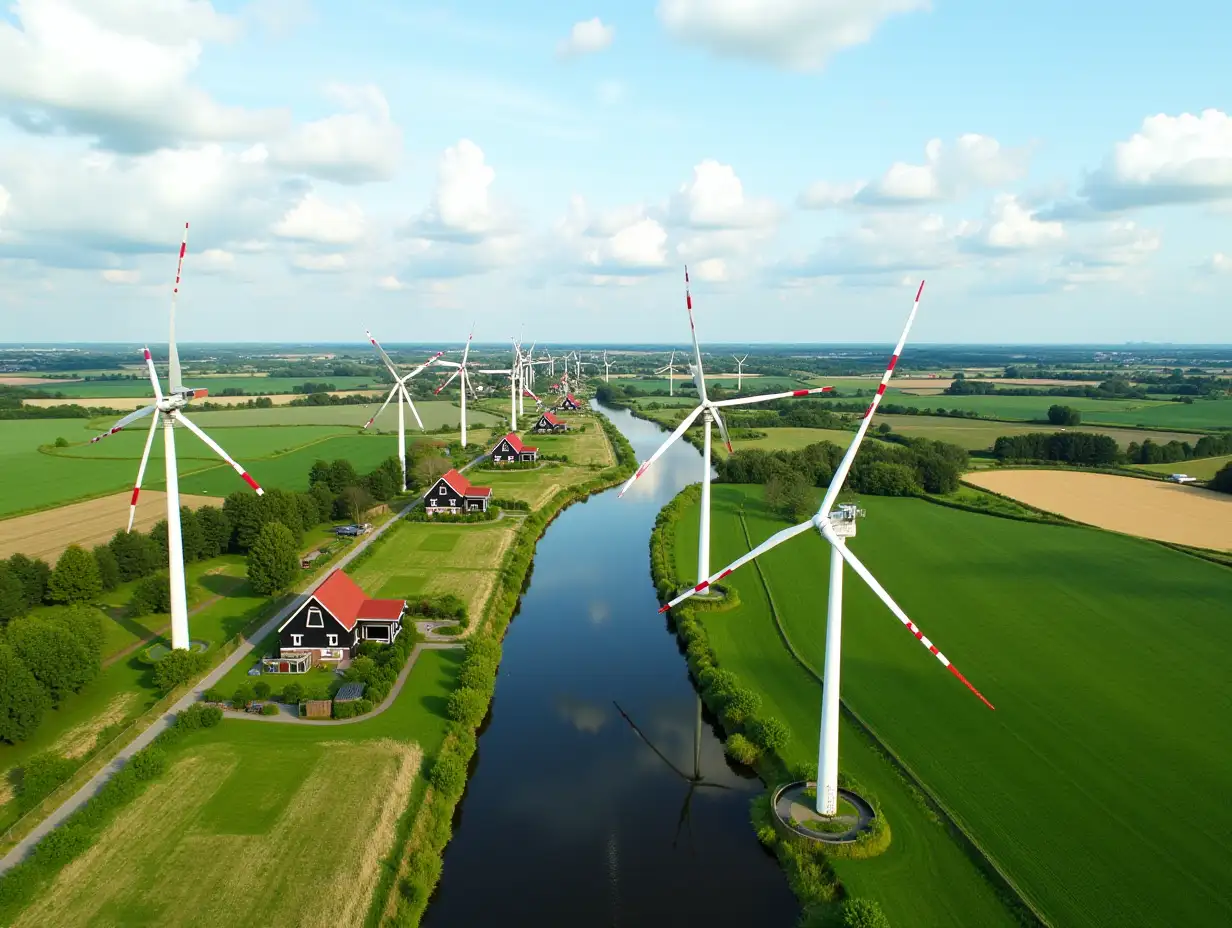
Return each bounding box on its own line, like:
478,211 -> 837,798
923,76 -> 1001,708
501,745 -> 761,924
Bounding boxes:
439,485 -> 447,495
327,633 -> 338,646
291,634 -> 302,646
306,607 -> 323,628
449,498 -> 457,506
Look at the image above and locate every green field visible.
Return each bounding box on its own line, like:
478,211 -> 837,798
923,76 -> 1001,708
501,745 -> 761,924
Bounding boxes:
1134,454 -> 1232,479
36,375 -> 381,398
616,374 -> 807,394
720,426 -> 856,457
674,485 -> 1232,927
875,415 -> 1205,452
184,400 -> 500,429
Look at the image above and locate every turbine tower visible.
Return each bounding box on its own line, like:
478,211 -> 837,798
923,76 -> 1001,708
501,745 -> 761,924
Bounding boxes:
362,331 -> 442,492
91,223 -> 265,651
655,351 -> 677,396
618,267 -> 832,582
660,281 -> 996,818
434,326 -> 476,446
479,353 -> 520,431
603,350 -> 612,383
733,354 -> 748,392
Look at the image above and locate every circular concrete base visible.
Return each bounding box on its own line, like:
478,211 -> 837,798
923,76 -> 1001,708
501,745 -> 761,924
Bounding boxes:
772,781 -> 874,844
679,585 -> 727,605
143,639 -> 210,663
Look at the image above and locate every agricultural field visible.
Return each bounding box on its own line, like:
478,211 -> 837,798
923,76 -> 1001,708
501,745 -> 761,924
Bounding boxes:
615,374 -> 808,393
719,426 -> 856,457
527,424 -> 614,467
23,391 -> 377,411
185,400 -> 499,429
964,470 -> 1232,550
876,415 -> 1204,452
672,485 -> 1232,927
1134,453 -> 1232,479
0,490 -> 217,561
32,375 -> 381,398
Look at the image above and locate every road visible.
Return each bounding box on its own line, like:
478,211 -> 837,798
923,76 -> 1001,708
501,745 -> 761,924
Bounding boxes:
0,452 -> 486,874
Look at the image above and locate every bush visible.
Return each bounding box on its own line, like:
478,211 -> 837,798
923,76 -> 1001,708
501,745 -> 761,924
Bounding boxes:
129,747 -> 168,781
457,658 -> 496,693
260,703 -> 280,716
333,701 -> 357,719
174,703 -> 223,731
128,571 -> 171,617
429,753 -> 467,797
201,687 -> 226,704
152,648 -> 209,694
748,716 -> 791,753
281,681 -> 305,704
231,682 -> 255,709
47,545 -> 102,605
246,521 -> 299,595
840,898 -> 891,928
446,687 -> 489,727
724,733 -> 760,765
721,687 -> 762,726
17,752 -> 79,811
252,680 -> 271,699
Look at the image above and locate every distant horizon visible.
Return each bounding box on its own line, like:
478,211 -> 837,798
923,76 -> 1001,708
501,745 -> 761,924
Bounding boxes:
3,342 -> 1232,352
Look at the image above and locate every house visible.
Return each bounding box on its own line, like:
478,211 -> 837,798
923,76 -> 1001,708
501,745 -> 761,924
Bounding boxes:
491,432 -> 538,464
268,569 -> 405,670
532,411 -> 569,433
558,393 -> 583,411
425,468 -> 492,513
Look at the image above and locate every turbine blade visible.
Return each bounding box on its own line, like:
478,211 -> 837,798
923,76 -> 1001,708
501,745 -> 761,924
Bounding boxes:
618,405 -> 704,498
127,411 -> 161,532
168,223 -> 187,393
817,281 -> 925,519
173,411 -> 263,495
434,368 -> 462,395
683,267 -> 708,402
90,404 -> 157,444
402,385 -> 425,431
711,407 -> 733,455
142,347 -> 164,403
659,518 -> 816,612
363,383 -> 401,429
711,386 -> 833,408
821,522 -> 994,710
365,328 -> 402,379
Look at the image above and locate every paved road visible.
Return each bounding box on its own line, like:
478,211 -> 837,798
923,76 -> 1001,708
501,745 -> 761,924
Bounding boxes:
0,453 -> 486,874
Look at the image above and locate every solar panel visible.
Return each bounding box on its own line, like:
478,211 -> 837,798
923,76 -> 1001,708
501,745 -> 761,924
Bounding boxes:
335,682 -> 366,702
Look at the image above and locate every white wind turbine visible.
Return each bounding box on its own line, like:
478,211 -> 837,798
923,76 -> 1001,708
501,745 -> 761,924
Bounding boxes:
656,351 -> 678,396
618,267 -> 833,583
603,350 -> 613,383
659,281 -> 995,818
434,326 -> 477,446
479,343 -> 521,431
732,354 -> 749,392
91,223 -> 265,651
362,331 -> 443,492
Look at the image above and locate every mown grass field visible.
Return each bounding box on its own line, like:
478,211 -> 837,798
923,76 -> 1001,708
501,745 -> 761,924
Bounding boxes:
37,375 -> 380,398
876,414 -> 1205,452
720,426 -> 855,457
1134,453 -> 1232,479
184,399 -> 500,429
674,484 -> 1232,928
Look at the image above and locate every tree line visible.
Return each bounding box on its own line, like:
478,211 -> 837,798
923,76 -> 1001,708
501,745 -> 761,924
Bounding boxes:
993,429 -> 1232,467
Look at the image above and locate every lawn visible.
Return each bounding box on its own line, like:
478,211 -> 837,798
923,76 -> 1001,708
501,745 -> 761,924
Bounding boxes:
524,422 -> 613,467
676,484 -> 1232,928
38,375 -> 381,398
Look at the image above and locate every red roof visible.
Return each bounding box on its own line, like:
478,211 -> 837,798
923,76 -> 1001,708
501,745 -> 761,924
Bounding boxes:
563,393 -> 580,405
312,569 -> 405,632
496,432 -> 538,454
539,411 -> 563,426
439,468 -> 492,498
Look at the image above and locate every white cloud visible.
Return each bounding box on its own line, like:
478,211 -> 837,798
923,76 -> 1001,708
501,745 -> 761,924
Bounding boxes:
245,0 -> 316,37
273,193 -> 366,245
1199,252 -> 1232,275
376,275 -> 405,290
690,257 -> 727,281
657,0 -> 929,71
670,159 -> 779,229
1062,109 -> 1232,213
291,252 -> 347,272
269,83 -> 403,184
553,195 -> 669,282
800,134 -> 1030,209
557,17 -> 615,58
0,0 -> 287,153
775,211 -> 956,283
961,195 -> 1064,252
101,268 -> 140,284
196,247 -> 235,272
405,139 -> 513,244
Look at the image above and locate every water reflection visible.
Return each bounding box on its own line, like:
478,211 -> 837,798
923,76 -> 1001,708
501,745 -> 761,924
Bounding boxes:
423,404 -> 797,927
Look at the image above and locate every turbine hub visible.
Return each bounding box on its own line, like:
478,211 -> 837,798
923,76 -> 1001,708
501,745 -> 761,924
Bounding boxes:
827,503 -> 864,538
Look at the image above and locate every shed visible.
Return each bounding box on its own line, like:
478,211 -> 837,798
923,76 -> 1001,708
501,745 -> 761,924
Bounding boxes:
301,550 -> 323,569
303,699 -> 332,719
335,682 -> 367,703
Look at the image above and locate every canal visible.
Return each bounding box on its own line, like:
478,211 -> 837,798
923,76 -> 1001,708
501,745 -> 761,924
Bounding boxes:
423,403 -> 798,926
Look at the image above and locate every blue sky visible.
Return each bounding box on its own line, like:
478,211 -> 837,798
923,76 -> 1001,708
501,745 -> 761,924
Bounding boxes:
1,1 -> 1230,346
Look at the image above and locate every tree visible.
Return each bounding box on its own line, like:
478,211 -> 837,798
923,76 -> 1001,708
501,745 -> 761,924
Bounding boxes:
149,519 -> 169,558
92,544 -> 120,592
196,506 -> 232,558
446,687 -> 489,726
223,491 -> 263,551
179,507 -> 206,562
47,545 -> 102,605
748,716 -> 790,753
7,554 -> 50,610
327,459 -> 360,493
308,459 -> 332,488
1211,462 -> 1232,495
247,522 -> 299,595
309,482 -> 336,524
764,470 -> 815,521
1048,404 -> 1081,426
839,898 -> 891,928
363,468 -> 396,502
0,563 -> 27,625
337,486 -> 374,524
412,455 -> 449,489
153,649 -> 209,693
109,531 -> 162,582
0,642 -> 50,743
7,614 -> 99,702
129,572 -> 171,617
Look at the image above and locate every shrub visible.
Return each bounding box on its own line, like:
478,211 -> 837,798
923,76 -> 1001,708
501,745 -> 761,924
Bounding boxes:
429,753 -> 467,797
464,636 -> 501,664
252,680 -> 271,699
128,571 -> 171,617
840,898 -> 891,928
446,687 -> 489,727
354,698 -> 373,714
281,681 -> 305,704
724,733 -> 760,765
721,687 -> 762,727
457,658 -> 496,693
333,701 -> 357,719
231,682 -> 255,709
175,704 -> 222,730
129,747 -> 168,781
17,753 -> 79,811
152,649 -> 209,694
202,686 -> 226,703
748,716 -> 791,753
260,703 -> 279,716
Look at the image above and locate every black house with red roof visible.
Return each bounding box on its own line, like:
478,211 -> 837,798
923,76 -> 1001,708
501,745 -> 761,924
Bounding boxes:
491,432 -> 538,464
424,468 -> 492,514
558,393 -> 583,411
532,411 -> 568,433
276,569 -> 405,664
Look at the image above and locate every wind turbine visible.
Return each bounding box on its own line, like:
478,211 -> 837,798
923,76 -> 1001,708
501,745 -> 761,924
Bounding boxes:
603,350 -> 612,383
659,281 -> 996,818
362,330 -> 442,492
479,348 -> 520,431
434,326 -> 476,446
91,223 -> 264,651
733,354 -> 749,392
619,267 -> 832,583
656,351 -> 677,396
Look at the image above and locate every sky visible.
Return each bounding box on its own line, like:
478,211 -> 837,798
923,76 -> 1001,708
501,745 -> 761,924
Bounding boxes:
0,0 -> 1230,347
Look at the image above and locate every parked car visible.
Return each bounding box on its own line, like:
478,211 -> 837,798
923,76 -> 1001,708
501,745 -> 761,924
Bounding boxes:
335,525 -> 361,537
